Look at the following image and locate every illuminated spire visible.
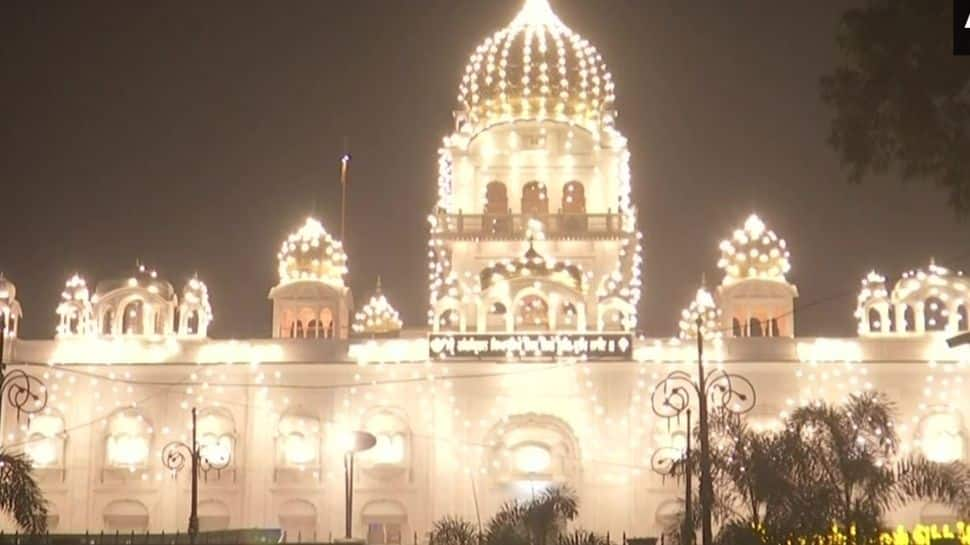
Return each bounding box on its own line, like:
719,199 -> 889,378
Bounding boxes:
512,0 -> 562,27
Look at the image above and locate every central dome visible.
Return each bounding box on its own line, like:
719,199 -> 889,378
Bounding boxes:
458,0 -> 615,132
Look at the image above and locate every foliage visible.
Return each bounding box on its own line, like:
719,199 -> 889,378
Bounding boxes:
556,529 -> 611,545
431,516 -> 480,545
478,486 -> 579,545
672,393 -> 970,545
821,0 -> 970,216
0,450 -> 48,534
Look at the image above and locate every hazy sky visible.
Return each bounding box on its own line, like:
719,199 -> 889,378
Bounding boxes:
2,0 -> 966,340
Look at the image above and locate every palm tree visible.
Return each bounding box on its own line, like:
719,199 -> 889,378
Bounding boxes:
672,393 -> 970,544
0,450 -> 48,534
483,486 -> 579,545
431,515 -> 479,545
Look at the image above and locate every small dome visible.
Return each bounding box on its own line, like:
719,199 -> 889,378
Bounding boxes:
480,242 -> 583,292
717,214 -> 791,283
892,259 -> 969,305
181,275 -> 212,317
56,274 -> 94,336
0,273 -> 23,336
458,0 -> 616,133
277,218 -> 348,287
678,284 -> 722,341
178,275 -> 213,337
353,278 -> 403,337
93,263 -> 176,302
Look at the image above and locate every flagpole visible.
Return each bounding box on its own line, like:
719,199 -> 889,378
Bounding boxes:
340,152 -> 351,242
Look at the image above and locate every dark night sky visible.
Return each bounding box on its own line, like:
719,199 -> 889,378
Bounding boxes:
1,1 -> 965,340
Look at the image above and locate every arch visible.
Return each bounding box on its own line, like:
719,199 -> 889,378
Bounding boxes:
485,181 -> 509,215
732,318 -> 742,337
198,407 -> 236,468
362,500 -> 407,545
361,408 -> 411,473
279,499 -> 317,543
198,499 -> 231,532
105,408 -> 153,469
888,305 -> 897,332
294,320 -> 305,338
25,410 -> 66,468
321,308 -> 335,339
903,305 -> 916,332
867,308 -> 881,333
924,297 -> 947,331
562,181 -> 586,213
557,302 -> 580,331
483,413 -> 581,486
514,294 -> 550,331
960,305 -> 969,331
749,317 -> 763,337
102,309 -> 115,336
307,320 -> 323,339
277,409 -> 320,467
121,300 -> 144,335
103,499 -> 149,532
655,499 -> 683,533
438,309 -> 461,332
770,318 -> 780,337
918,410 -> 967,463
153,310 -> 165,335
186,310 -> 200,335
521,181 -> 549,215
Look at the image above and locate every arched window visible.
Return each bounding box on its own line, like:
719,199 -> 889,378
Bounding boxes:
154,311 -> 165,335
867,308 -> 881,333
25,411 -> 66,469
105,409 -> 152,469
521,182 -> 549,215
277,410 -> 320,468
103,500 -> 149,533
888,305 -> 897,332
121,300 -> 144,335
186,311 -> 200,335
307,320 -> 323,339
770,318 -> 780,337
485,182 -> 509,215
198,408 -> 236,469
515,295 -> 549,330
361,410 -> 410,474
918,411 -> 967,463
925,297 -> 947,331
363,501 -> 407,545
294,320 -> 305,338
558,302 -> 579,331
102,309 -> 114,336
749,317 -> 763,337
320,308 -> 334,339
279,500 -> 317,543
732,318 -> 742,337
903,306 -> 916,332
198,500 -> 231,532
960,305 -> 969,331
562,182 -> 586,213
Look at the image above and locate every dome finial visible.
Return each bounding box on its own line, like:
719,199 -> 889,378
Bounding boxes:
375,275 -> 383,294
513,0 -> 560,27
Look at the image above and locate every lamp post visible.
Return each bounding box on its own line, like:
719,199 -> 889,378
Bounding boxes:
161,407 -> 230,543
651,317 -> 756,545
0,313 -> 49,444
342,430 -> 376,542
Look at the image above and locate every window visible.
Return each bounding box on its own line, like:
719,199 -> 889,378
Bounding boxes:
732,318 -> 742,337
122,300 -> 144,335
485,182 -> 509,215
558,302 -> 579,330
925,297 -> 947,331
102,309 -> 114,336
368,523 -> 402,545
770,318 -> 780,337
521,182 -> 549,215
919,411 -> 966,463
749,317 -> 763,337
25,412 -> 65,468
362,501 -> 407,545
279,500 -> 317,543
562,182 -> 586,213
362,410 -> 410,471
868,308 -> 881,332
278,411 -> 320,468
960,305 -> 969,331
516,295 -> 549,330
438,309 -> 460,332
103,500 -> 149,533
903,306 -> 916,332
106,409 -> 152,469
198,408 -> 236,469
186,311 -> 200,335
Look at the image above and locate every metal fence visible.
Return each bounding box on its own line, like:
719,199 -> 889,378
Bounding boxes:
0,530 -> 281,545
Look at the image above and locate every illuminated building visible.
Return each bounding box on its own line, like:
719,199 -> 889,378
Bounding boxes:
1,0 -> 966,539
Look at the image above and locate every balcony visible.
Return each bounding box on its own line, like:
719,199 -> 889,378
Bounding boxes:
433,211 -> 628,240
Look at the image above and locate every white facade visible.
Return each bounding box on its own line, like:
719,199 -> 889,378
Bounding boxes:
1,0 -> 967,541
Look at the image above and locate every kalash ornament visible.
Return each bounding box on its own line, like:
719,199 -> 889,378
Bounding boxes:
352,278 -> 403,338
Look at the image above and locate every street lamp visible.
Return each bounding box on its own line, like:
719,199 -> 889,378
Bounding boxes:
341,430 -> 376,542
651,317 -> 756,545
161,407 -> 230,543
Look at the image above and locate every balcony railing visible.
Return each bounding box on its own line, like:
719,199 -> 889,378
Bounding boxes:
434,212 -> 627,240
